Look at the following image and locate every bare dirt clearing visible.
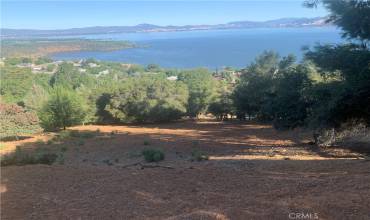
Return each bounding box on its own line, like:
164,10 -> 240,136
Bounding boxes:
1,120 -> 370,219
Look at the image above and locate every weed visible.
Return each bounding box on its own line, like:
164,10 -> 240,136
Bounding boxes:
55,152 -> 65,164
143,140 -> 150,145
142,148 -> 165,162
191,149 -> 209,161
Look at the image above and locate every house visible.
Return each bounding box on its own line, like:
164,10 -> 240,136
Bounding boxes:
166,76 -> 178,81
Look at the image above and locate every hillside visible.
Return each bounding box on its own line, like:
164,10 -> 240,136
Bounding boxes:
1,17 -> 330,39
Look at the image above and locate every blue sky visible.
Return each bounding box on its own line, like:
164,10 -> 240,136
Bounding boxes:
1,1 -> 329,29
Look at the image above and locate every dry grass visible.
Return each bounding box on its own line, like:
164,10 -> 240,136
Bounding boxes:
1,120 -> 369,219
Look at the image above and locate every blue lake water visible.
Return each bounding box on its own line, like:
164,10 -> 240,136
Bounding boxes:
52,27 -> 343,69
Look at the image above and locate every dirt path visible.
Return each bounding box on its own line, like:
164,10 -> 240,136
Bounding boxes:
1,120 -> 370,219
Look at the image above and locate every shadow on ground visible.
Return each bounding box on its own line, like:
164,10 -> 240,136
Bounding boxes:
1,120 -> 370,219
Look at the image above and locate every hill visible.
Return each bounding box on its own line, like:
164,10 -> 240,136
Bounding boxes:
1,17 -> 330,39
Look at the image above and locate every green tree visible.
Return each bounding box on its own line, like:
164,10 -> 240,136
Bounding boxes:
208,81 -> 234,120
39,87 -> 86,130
232,51 -> 281,120
105,76 -> 188,123
0,66 -> 33,103
24,84 -> 49,112
305,0 -> 370,42
50,63 -> 94,89
304,0 -> 370,128
178,68 -> 217,117
270,65 -> 312,129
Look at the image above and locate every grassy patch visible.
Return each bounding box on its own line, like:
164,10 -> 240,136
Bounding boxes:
142,148 -> 165,162
1,146 -> 63,166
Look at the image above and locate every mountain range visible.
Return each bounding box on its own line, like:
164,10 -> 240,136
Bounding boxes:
1,17 -> 331,38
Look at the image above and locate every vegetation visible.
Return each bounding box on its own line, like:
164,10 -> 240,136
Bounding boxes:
142,148 -> 165,162
38,87 -> 87,130
0,0 -> 368,149
0,146 -> 61,166
191,149 -> 209,161
0,103 -> 41,140
1,39 -> 136,57
105,76 -> 189,123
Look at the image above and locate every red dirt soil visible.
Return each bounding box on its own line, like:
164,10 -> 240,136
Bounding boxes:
1,120 -> 370,220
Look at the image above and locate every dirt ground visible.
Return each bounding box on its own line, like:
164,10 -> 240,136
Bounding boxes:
1,120 -> 370,220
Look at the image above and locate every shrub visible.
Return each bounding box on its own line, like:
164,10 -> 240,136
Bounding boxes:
191,149 -> 209,161
142,148 -> 165,162
38,86 -> 87,131
105,76 -> 188,123
143,140 -> 150,145
0,146 -> 60,166
0,103 -> 41,140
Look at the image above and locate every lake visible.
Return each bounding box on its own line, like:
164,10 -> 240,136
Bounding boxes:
52,27 -> 343,69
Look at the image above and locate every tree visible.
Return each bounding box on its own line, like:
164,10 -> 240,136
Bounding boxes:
305,0 -> 370,43
232,51 -> 282,120
24,84 -> 49,112
39,87 -> 87,130
105,76 -> 189,123
270,65 -> 312,129
208,82 -> 234,120
0,66 -> 33,103
178,69 -> 217,117
304,0 -> 370,128
50,63 -> 95,89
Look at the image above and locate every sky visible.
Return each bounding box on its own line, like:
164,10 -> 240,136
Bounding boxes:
1,1 -> 329,30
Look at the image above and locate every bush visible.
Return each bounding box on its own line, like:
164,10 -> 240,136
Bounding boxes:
191,149 -> 209,161
142,148 -> 165,162
38,86 -> 87,130
105,76 -> 188,123
0,146 -> 59,166
0,103 -> 41,140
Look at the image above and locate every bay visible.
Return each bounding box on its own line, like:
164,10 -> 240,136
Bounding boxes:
51,27 -> 342,69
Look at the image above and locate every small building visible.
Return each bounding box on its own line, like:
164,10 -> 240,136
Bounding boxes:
166,76 -> 178,81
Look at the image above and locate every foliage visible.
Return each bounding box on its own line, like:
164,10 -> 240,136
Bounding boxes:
191,149 -> 209,161
0,103 -> 41,140
50,63 -> 95,89
305,0 -> 370,42
38,86 -> 87,130
208,81 -> 234,120
24,84 -> 49,111
271,65 -> 312,129
105,76 -> 188,123
178,68 -> 217,117
142,148 -> 165,162
0,66 -> 34,103
232,51 -> 281,120
0,146 -> 61,166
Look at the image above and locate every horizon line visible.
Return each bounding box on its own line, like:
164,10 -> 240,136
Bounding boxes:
0,16 -> 327,31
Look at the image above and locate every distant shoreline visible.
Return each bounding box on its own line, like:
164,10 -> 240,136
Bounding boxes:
1,17 -> 331,39
0,39 -> 137,58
